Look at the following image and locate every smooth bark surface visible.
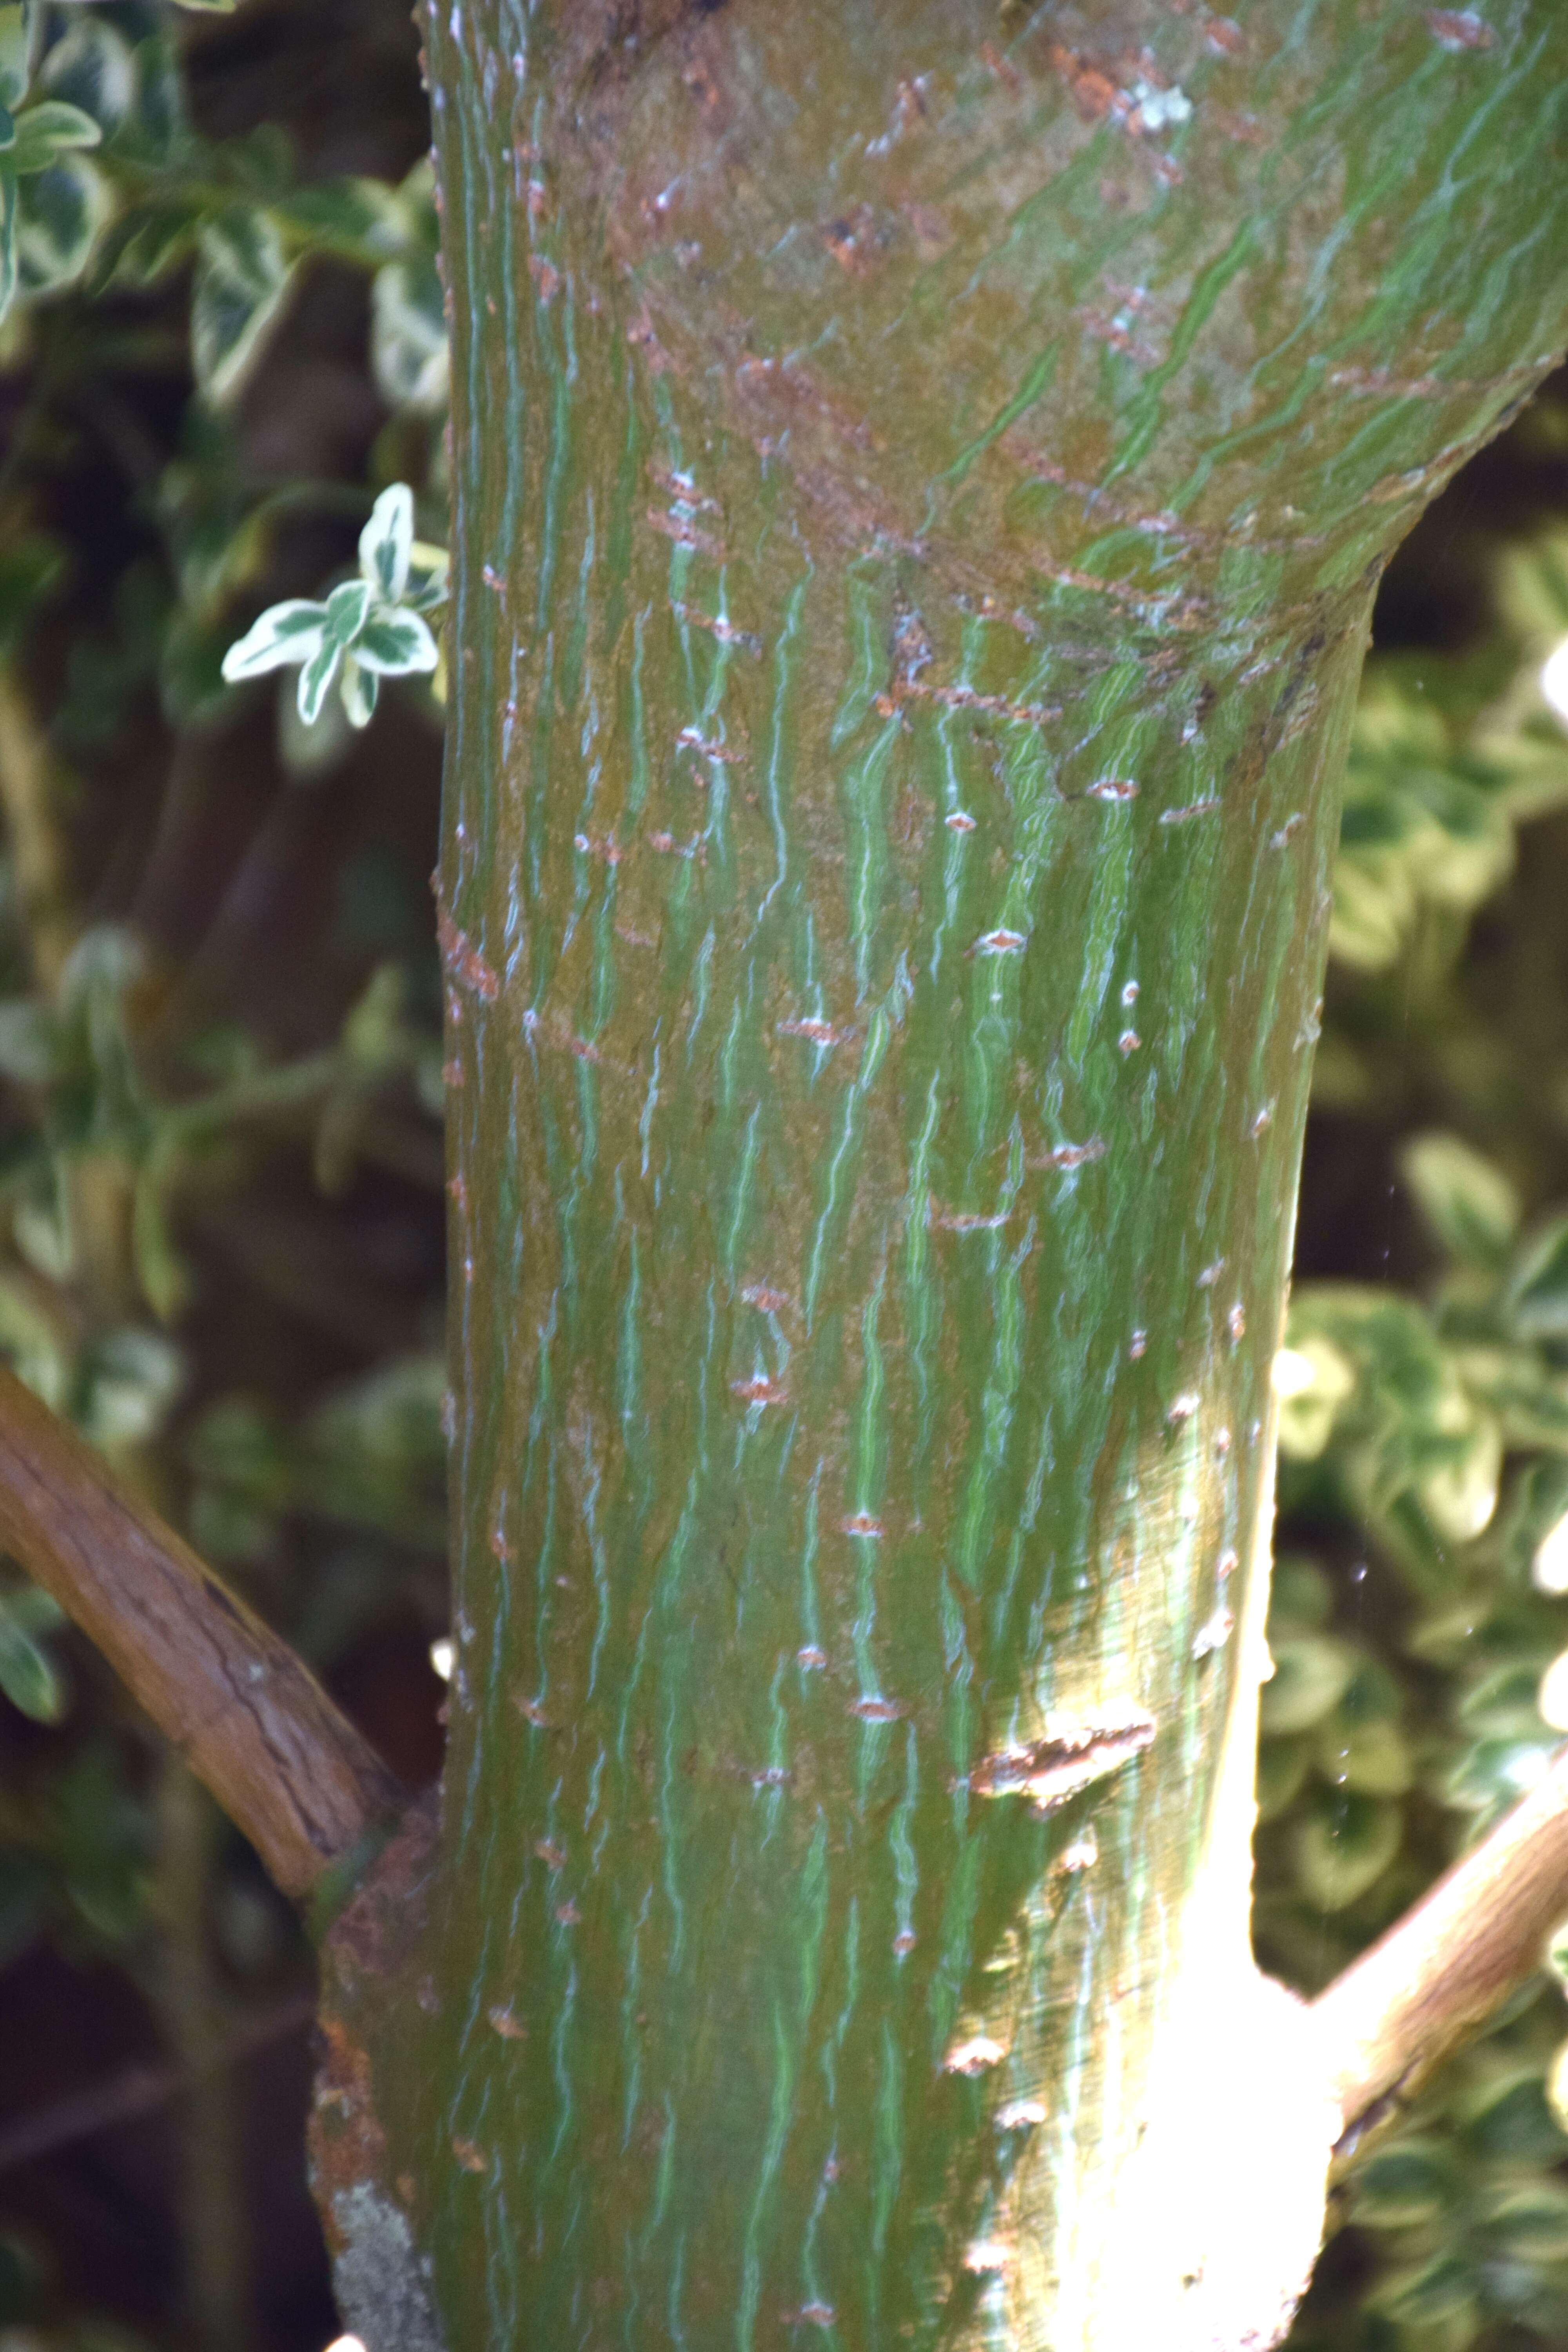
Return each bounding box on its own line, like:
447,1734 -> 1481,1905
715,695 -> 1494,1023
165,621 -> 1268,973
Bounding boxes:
311,8 -> 1568,2350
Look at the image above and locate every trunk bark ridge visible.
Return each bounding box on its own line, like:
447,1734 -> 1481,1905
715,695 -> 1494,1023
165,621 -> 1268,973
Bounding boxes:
311,7 -> 1568,2347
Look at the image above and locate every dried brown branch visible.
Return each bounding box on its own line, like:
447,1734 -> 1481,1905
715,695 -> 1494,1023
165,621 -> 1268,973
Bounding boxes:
1313,1740 -> 1568,2154
0,1364 -> 403,1898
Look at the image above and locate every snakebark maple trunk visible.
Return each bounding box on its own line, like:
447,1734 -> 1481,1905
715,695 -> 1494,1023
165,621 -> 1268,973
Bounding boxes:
308,7 -> 1568,2350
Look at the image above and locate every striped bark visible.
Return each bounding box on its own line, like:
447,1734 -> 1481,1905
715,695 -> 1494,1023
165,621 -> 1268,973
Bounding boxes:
310,7 -> 1568,2348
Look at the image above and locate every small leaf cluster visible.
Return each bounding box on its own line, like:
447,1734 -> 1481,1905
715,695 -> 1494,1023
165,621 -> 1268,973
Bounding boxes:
1259,1135 -> 1568,1991
1332,542 -> 1568,977
222,482 -> 445,729
1266,1060 -> 1568,2336
0,929 -> 441,1322
0,4 -> 111,316
0,1 -> 449,414
185,1351 -> 448,1570
1279,1136 -> 1568,1614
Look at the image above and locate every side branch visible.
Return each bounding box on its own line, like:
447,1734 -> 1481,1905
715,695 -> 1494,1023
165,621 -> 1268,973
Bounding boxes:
0,1365 -> 403,1898
1313,1740 -> 1568,2153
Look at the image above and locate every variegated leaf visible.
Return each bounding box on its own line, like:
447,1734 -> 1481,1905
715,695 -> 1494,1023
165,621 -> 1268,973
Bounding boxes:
359,482 -> 412,606
11,100 -> 100,175
354,606 -> 437,676
221,599 -> 328,681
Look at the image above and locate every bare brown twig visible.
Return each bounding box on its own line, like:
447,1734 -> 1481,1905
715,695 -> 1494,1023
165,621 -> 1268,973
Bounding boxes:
1313,1740 -> 1568,2155
0,1364 -> 403,1898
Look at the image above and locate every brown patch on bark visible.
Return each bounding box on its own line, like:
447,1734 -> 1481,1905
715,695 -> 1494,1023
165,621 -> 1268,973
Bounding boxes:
979,39 -> 1022,94
647,505 -> 724,558
1077,306 -> 1160,367
1424,9 -> 1496,48
1207,104 -> 1267,147
901,200 -> 952,256
820,206 -> 884,276
432,880 -> 500,1002
1047,43 -> 1122,124
308,1798 -> 439,2250
731,352 -> 883,456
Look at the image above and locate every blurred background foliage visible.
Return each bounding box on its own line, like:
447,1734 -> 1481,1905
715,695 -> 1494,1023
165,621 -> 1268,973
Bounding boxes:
0,3 -> 1566,2348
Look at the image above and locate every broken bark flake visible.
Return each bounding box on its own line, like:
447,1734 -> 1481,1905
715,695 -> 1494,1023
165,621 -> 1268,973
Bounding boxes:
1033,1137 -> 1107,1171
970,1714 -> 1157,1810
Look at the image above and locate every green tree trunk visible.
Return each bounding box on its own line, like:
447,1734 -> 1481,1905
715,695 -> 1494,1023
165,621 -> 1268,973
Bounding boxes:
309,7 -> 1568,2348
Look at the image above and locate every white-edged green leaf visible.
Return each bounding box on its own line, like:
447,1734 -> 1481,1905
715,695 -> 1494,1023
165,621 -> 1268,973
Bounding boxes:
1364,2250 -> 1479,2334
80,1327 -> 183,1450
1259,1632 -> 1359,1737
296,635 -> 342,725
168,0 -> 238,15
1457,2063 -> 1568,2162
278,174 -> 406,260
0,998 -> 53,1083
370,251 -> 447,413
1476,2179 -> 1568,2264
1515,1461 -> 1568,1588
16,152 -> 107,294
1399,1131 -> 1521,1266
1272,1333 -> 1357,1460
321,577 -> 372,646
339,654 -> 378,728
1459,1661 -> 1549,1743
1267,1555 -> 1335,1633
358,482 -> 413,604
192,207 -> 294,403
354,606 -> 437,676
1314,1712 -> 1413,1798
131,1160 -> 189,1323
38,18 -> 137,137
221,598 -> 327,682
93,198 -> 198,289
1508,1216 -> 1568,1342
0,1271 -> 68,1411
1442,1735 -> 1559,1815
1350,2137 -> 1463,2232
1255,1734 -> 1312,1823
1498,530 -> 1568,642
0,6 -> 27,114
11,99 -> 100,174
1545,1918 -> 1568,1994
125,31 -> 186,159
0,1593 -> 66,1723
1417,1410 -> 1502,1545
404,540 -> 448,612
14,1188 -> 72,1281
1292,1788 -> 1403,1911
